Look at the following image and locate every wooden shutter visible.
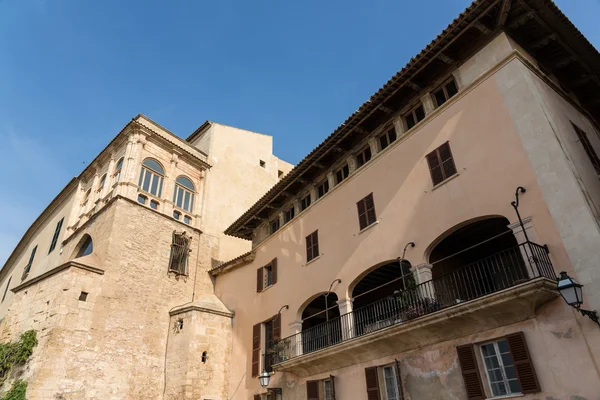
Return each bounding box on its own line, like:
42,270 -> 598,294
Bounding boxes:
330,375 -> 336,400
365,366 -> 380,400
257,267 -> 263,292
272,315 -> 281,341
394,359 -> 405,400
306,380 -> 319,400
306,234 -> 313,261
506,332 -> 540,394
357,198 -> 368,230
271,258 -> 278,285
254,395 -> 260,400
426,150 -> 443,186
251,323 -> 261,377
312,231 -> 319,258
438,142 -> 457,179
365,193 -> 376,225
456,344 -> 485,400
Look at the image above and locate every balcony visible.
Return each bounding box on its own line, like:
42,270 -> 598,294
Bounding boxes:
269,242 -> 558,376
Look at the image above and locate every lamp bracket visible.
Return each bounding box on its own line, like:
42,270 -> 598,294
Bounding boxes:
577,307 -> 600,327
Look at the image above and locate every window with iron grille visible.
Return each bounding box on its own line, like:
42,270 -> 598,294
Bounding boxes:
284,206 -> 295,224
379,127 -> 397,151
169,232 -> 191,275
426,142 -> 457,186
300,193 -> 312,211
404,103 -> 425,130
335,164 -> 349,185
317,179 -> 329,199
306,230 -> 319,262
433,78 -> 458,108
269,218 -> 280,234
571,122 -> 600,175
356,146 -> 372,168
357,193 -> 376,230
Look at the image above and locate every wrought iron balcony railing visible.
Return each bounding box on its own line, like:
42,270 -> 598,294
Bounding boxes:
268,241 -> 555,365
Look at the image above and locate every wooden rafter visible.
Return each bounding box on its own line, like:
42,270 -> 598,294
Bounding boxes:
497,0 -> 512,26
507,11 -> 534,29
530,33 -> 557,49
438,53 -> 455,64
474,21 -> 492,34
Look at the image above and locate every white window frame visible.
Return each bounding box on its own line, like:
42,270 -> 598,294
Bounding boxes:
323,379 -> 333,400
173,176 -> 195,213
480,339 -> 521,397
138,159 -> 164,197
379,365 -> 400,400
113,157 -> 124,183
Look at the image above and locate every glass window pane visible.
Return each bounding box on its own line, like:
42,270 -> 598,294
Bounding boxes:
176,188 -> 184,208
184,215 -> 191,224
497,339 -> 509,353
184,191 -> 191,211
190,194 -> 194,213
173,211 -> 180,220
142,170 -> 151,192
142,159 -> 164,175
138,167 -> 144,186
138,195 -> 146,204
446,80 -> 458,97
158,177 -> 163,197
435,89 -> 447,107
406,114 -> 416,129
415,105 -> 425,121
176,176 -> 195,191
389,128 -> 397,143
150,173 -> 159,195
508,379 -> 521,393
504,365 -> 517,380
481,343 -> 494,357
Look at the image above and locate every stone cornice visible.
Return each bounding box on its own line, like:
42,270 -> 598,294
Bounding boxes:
169,304 -> 234,319
12,261 -> 104,293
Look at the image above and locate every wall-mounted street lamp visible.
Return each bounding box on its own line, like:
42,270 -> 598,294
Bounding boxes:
324,279 -> 342,323
557,271 -> 600,327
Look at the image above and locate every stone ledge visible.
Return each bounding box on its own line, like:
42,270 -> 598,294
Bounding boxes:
12,261 -> 105,293
170,296 -> 235,318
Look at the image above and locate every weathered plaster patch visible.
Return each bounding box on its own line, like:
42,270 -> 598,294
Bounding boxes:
551,327 -> 573,339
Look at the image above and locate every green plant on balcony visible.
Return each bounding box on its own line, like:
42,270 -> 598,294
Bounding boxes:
404,298 -> 443,320
267,340 -> 290,362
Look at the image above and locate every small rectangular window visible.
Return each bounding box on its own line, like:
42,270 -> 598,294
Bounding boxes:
260,160 -> 266,168
571,122 -> 600,175
48,217 -> 64,254
263,264 -> 273,288
335,164 -> 350,185
480,339 -> 521,396
433,78 -> 459,107
78,292 -> 88,302
300,193 -> 312,211
173,210 -> 181,220
284,206 -> 295,224
183,215 -> 192,225
379,127 -> 398,151
317,179 -> 329,199
137,194 -> 147,205
404,103 -> 425,130
356,146 -> 372,168
150,200 -> 159,210
306,230 -> 319,262
269,218 -> 280,235
169,232 -> 191,275
357,193 -> 376,230
426,142 -> 457,186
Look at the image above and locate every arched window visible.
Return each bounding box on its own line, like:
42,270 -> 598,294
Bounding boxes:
98,174 -> 107,194
173,176 -> 195,212
114,157 -> 124,182
76,235 -> 93,258
138,158 -> 164,197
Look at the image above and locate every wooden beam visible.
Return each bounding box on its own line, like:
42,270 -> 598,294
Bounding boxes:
406,81 -> 421,91
313,162 -> 326,169
497,0 -> 512,27
554,56 -> 574,68
530,33 -> 557,49
473,21 -> 492,35
354,127 -> 370,135
438,53 -> 454,64
572,74 -> 596,87
378,105 -> 394,114
507,11 -> 534,29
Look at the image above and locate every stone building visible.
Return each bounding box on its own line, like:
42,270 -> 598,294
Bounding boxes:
0,114 -> 292,399
211,0 -> 600,399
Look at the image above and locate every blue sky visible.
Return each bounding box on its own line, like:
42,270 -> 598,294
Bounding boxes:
0,0 -> 599,265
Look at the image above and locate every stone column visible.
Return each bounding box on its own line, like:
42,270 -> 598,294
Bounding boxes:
421,93 -> 435,116
393,117 -> 405,137
346,156 -> 358,175
337,298 -> 354,340
163,152 -> 180,215
368,137 -> 378,157
327,171 -> 336,189
104,157 -> 116,200
308,185 -> 317,202
289,321 -> 303,357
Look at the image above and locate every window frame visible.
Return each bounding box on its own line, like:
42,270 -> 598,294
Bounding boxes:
98,173 -> 107,194
138,158 -> 165,198
306,230 -> 319,262
356,145 -> 372,168
113,157 -> 124,183
479,339 -> 521,397
22,245 -> 37,279
48,217 -> 64,254
380,364 -> 401,400
300,193 -> 312,211
316,179 -> 329,199
378,126 -> 398,151
169,232 -> 191,276
357,193 -> 377,231
403,103 -> 426,130
284,206 -> 295,224
433,77 -> 459,108
269,217 -> 281,235
426,141 -> 457,186
334,164 -> 349,185
173,176 -> 196,213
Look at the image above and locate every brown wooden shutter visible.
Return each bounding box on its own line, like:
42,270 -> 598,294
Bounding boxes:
306,380 -> 319,400
394,359 -> 405,400
456,344 -> 485,400
257,267 -> 263,293
254,395 -> 260,400
312,231 -> 319,258
426,150 -> 444,186
330,375 -> 336,400
357,198 -> 367,230
506,332 -> 540,394
365,366 -> 381,400
438,142 -> 457,179
365,193 -> 376,225
251,323 -> 261,377
271,258 -> 278,285
306,234 -> 313,261
273,315 -> 281,341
